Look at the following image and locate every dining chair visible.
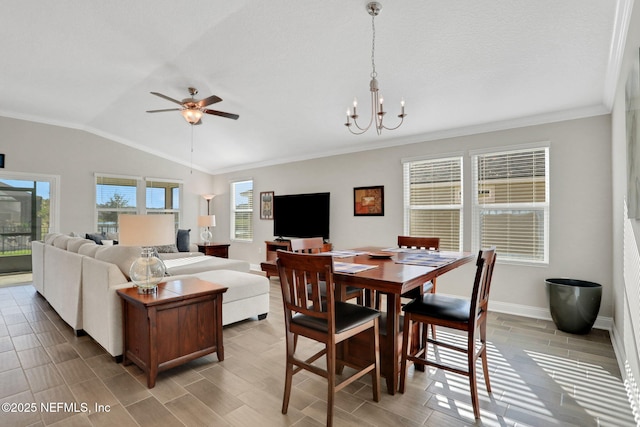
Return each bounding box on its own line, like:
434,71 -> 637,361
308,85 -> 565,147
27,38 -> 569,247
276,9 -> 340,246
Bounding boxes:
397,235 -> 440,297
289,237 -> 365,304
398,247 -> 497,420
276,250 -> 381,427
375,236 -> 441,342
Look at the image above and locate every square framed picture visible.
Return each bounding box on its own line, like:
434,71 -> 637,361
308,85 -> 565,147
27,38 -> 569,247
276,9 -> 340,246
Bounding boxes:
260,191 -> 275,220
354,186 -> 384,216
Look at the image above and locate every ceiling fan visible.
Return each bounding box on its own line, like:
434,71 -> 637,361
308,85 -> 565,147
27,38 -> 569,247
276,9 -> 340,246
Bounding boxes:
146,87 -> 239,124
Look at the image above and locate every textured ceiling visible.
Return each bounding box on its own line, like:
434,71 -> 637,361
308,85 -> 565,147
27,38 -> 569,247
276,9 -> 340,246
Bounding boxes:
0,1 -> 627,174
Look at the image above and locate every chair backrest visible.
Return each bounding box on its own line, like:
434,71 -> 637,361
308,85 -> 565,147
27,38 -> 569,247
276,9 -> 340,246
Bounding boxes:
397,236 -> 440,251
290,237 -> 324,254
276,250 -> 336,331
470,247 -> 497,319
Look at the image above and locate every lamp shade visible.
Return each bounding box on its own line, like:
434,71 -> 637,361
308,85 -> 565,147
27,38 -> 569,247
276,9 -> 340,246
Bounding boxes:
181,108 -> 203,124
198,215 -> 216,227
118,214 -> 175,246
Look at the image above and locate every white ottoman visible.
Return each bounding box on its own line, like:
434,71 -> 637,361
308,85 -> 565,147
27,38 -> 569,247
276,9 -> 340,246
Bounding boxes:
191,270 -> 270,325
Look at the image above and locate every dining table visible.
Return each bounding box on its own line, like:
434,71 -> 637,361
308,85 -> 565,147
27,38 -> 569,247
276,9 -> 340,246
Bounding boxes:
260,246 -> 475,394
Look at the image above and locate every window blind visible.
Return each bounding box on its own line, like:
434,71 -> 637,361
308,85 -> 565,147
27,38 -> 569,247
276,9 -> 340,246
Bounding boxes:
231,180 -> 253,241
403,156 -> 462,251
472,146 -> 549,263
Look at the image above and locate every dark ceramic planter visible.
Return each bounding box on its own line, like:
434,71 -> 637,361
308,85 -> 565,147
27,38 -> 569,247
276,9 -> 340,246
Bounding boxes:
545,278 -> 602,334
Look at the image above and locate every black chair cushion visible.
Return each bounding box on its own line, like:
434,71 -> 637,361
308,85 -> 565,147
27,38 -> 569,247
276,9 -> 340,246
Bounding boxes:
402,293 -> 471,323
292,302 -> 380,334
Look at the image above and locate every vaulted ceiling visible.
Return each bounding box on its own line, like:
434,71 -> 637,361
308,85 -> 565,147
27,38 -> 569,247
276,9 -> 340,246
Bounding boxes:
0,1 -> 627,174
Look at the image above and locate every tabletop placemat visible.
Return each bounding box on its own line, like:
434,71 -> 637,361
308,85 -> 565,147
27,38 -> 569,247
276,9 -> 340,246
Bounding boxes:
381,247 -> 440,254
320,250 -> 369,258
333,261 -> 378,274
395,253 -> 459,268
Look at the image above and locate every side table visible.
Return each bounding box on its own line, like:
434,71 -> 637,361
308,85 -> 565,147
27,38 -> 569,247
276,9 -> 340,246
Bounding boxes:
197,242 -> 230,258
117,278 -> 227,388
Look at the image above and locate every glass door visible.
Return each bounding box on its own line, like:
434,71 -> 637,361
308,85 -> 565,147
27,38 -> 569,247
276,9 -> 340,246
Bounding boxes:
0,177 -> 52,274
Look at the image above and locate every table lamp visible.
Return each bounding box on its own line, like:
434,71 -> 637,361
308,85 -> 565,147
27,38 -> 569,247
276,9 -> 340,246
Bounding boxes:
198,215 -> 216,244
119,214 -> 175,294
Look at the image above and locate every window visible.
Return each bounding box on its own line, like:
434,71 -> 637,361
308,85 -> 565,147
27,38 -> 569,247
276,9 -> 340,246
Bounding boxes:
96,174 -> 183,233
472,144 -> 549,264
403,156 -> 463,251
231,179 -> 253,241
146,178 -> 181,227
96,175 -> 138,234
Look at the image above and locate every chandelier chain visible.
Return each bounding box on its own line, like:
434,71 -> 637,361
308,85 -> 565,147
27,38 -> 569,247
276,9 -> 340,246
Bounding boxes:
370,13 -> 377,79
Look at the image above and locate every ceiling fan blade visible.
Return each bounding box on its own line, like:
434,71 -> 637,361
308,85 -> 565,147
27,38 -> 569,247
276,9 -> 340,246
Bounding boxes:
150,92 -> 184,106
146,108 -> 181,113
203,109 -> 239,120
197,95 -> 222,108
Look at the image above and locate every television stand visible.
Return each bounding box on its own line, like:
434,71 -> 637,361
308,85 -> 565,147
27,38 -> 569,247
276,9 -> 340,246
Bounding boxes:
263,240 -> 332,278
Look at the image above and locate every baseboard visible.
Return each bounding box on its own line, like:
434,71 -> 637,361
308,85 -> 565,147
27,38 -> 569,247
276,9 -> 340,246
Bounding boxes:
487,299 -> 613,331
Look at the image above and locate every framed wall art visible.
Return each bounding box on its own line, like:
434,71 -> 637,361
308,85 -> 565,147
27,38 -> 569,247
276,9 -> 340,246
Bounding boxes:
260,191 -> 274,220
354,185 -> 384,216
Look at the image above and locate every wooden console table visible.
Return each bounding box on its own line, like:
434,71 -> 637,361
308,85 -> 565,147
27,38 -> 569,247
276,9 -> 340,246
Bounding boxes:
264,240 -> 332,277
197,242 -> 230,258
117,278 -> 227,388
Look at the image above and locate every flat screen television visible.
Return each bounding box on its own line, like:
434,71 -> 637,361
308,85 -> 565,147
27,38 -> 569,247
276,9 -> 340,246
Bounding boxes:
273,192 -> 330,240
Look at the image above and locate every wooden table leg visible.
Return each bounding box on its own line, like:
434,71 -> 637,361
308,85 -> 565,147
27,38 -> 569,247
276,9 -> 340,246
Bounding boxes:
384,293 -> 401,395
147,308 -> 158,388
215,296 -> 224,361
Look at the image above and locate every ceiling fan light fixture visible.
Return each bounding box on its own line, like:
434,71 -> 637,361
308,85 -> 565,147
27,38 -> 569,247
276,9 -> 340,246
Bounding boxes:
181,108 -> 203,124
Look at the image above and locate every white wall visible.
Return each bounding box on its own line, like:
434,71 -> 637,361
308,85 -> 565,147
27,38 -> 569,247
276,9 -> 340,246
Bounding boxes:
214,115 -> 613,318
611,0 -> 640,410
0,116 -> 215,237
0,108 -> 614,321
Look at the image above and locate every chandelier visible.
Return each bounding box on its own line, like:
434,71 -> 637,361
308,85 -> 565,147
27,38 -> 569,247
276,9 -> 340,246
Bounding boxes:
345,2 -> 406,135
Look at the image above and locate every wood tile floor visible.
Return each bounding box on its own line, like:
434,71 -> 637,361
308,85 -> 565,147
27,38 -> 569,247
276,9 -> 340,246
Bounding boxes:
0,281 -> 635,426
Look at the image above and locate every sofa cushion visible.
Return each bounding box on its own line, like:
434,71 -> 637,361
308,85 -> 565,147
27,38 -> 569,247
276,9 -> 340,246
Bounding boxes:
67,238 -> 95,253
176,229 -> 191,252
44,233 -> 62,245
95,245 -> 142,279
191,270 -> 269,304
78,243 -> 101,257
164,255 -> 250,275
53,235 -> 73,249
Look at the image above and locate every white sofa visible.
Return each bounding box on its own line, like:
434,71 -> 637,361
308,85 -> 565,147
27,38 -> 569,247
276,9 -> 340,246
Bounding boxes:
32,233 -> 270,358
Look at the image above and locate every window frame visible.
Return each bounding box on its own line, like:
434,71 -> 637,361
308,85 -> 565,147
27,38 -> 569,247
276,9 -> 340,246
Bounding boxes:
470,142 -> 550,265
230,179 -> 254,242
95,173 -> 183,233
0,171 -> 60,242
402,154 -> 464,251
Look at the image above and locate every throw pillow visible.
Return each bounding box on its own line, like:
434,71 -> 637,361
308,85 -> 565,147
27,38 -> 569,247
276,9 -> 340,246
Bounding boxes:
155,244 -> 179,253
86,232 -> 106,245
176,229 -> 191,252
